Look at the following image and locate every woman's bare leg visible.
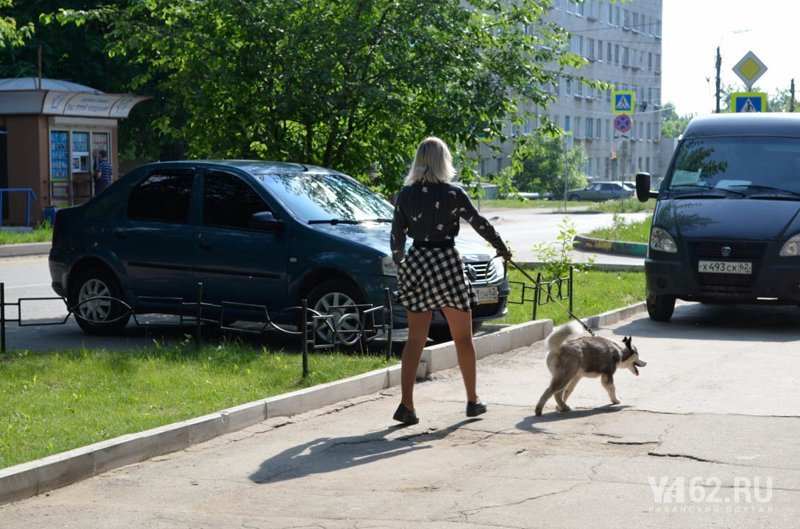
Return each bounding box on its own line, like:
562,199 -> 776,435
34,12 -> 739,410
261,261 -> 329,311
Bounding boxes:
441,307 -> 479,403
400,310 -> 432,411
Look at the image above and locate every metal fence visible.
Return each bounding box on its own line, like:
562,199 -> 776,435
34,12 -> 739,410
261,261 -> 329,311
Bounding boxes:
0,282 -> 395,377
506,266 -> 574,321
1,267 -> 573,375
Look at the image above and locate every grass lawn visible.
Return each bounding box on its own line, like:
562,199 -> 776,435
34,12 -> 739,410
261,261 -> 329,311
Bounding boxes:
584,216 -> 652,243
0,224 -> 52,245
0,267 -> 644,469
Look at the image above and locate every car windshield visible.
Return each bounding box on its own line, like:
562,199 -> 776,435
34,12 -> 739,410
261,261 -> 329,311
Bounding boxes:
668,137 -> 800,197
253,171 -> 394,222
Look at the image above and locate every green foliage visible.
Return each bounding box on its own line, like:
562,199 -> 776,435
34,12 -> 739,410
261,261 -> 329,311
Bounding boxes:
531,217 -> 593,280
506,128 -> 587,197
660,102 -> 692,138
588,197 -> 655,213
0,343 -> 392,468
584,215 -> 651,243
0,0 -> 33,49
500,267 -> 645,326
0,224 -> 52,245
51,0 -> 586,190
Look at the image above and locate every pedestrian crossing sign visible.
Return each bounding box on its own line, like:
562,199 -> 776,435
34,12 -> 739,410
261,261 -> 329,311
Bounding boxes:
612,90 -> 635,114
731,92 -> 767,113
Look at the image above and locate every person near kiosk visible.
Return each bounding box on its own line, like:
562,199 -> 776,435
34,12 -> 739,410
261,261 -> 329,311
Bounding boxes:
93,150 -> 113,194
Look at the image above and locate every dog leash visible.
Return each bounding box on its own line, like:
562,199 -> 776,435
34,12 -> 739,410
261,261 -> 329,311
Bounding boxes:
502,256 -> 596,336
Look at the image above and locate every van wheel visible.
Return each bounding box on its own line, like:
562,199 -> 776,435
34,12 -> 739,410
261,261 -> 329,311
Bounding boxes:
306,279 -> 365,345
69,267 -> 131,335
647,294 -> 675,322
568,195 -> 581,201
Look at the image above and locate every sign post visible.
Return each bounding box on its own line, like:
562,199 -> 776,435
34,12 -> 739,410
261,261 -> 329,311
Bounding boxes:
562,131 -> 573,211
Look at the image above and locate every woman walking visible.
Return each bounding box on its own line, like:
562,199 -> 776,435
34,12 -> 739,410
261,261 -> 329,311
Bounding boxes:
390,137 -> 512,425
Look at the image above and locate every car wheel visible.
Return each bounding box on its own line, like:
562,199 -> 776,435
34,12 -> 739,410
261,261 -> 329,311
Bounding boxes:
568,194 -> 581,201
306,279 -> 365,345
647,294 -> 675,322
69,267 -> 131,335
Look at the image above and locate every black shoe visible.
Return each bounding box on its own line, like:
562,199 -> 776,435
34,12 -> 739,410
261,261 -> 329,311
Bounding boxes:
393,403 -> 419,425
466,401 -> 487,417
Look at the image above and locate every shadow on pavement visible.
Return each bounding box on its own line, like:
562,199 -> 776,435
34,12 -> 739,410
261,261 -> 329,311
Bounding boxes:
515,405 -> 631,432
249,419 -> 479,484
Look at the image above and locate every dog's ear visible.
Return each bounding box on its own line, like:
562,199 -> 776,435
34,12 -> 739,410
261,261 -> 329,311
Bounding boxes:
623,336 -> 633,349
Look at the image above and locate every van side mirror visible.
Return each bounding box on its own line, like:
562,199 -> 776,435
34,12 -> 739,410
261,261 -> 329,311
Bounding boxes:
249,211 -> 283,231
635,172 -> 658,202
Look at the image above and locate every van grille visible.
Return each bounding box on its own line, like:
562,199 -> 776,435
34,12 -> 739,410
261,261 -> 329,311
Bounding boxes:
691,242 -> 766,259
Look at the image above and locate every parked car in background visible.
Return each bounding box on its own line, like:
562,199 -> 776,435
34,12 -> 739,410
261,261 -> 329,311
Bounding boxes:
567,181 -> 634,201
49,160 -> 510,339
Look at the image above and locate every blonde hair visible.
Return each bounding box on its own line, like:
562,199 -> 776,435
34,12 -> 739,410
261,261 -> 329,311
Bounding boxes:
405,137 -> 456,185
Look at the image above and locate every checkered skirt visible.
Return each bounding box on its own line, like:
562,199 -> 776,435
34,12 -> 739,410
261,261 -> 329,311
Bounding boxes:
396,246 -> 475,312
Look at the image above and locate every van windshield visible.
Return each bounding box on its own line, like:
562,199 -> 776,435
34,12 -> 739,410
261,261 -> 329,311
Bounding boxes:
668,137 -> 800,197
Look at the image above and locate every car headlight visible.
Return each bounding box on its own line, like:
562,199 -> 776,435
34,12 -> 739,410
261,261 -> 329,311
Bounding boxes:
491,255 -> 506,280
649,227 -> 677,253
381,256 -> 398,276
779,234 -> 800,257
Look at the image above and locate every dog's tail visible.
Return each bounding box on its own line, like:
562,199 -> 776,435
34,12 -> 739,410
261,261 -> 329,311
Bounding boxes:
546,320 -> 586,355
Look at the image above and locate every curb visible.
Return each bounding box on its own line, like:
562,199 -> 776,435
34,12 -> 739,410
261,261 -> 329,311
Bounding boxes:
0,242 -> 50,258
0,318 -> 555,505
573,234 -> 647,257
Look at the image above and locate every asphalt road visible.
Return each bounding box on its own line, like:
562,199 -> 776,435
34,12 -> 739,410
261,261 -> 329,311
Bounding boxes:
2,304 -> 799,528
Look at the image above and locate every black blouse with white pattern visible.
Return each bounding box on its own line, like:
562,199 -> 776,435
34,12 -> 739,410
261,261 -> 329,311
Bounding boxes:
390,182 -> 507,265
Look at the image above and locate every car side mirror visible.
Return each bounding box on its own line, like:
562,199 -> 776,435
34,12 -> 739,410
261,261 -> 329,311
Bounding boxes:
249,211 -> 283,231
635,172 -> 658,202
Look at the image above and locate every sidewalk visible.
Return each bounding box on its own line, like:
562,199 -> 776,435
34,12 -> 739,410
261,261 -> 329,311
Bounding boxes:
0,302 -> 645,509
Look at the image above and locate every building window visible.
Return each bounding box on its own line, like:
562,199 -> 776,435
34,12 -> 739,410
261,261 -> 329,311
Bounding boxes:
564,115 -> 571,132
523,117 -> 534,135
595,118 -> 602,139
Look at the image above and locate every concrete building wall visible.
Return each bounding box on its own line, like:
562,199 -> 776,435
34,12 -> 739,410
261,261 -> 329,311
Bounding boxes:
476,0 -> 665,183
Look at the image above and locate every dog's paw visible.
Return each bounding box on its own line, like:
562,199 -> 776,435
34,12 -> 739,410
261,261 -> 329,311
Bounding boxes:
557,405 -> 572,412
611,399 -> 620,405
534,407 -> 543,416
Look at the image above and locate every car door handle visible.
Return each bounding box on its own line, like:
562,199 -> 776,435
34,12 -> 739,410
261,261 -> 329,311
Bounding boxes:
197,240 -> 213,250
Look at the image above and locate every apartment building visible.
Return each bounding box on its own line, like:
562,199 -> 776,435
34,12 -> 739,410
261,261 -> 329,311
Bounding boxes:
479,0 -> 665,182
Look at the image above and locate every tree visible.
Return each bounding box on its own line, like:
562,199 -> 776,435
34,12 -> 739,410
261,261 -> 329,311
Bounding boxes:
0,0 -> 33,49
660,102 -> 692,138
55,0 -> 585,190
506,128 -> 586,197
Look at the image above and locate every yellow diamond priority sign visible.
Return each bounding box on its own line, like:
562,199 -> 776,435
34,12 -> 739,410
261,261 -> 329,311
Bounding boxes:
733,51 -> 767,90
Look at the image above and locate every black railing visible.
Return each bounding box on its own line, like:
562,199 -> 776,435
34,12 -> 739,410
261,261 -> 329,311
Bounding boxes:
0,283 -> 395,377
506,266 -> 573,321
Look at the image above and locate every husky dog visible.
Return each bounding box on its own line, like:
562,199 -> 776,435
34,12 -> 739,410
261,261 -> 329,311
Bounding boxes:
535,321 -> 647,416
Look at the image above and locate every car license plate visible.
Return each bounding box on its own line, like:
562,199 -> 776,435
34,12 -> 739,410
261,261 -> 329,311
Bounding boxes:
474,286 -> 499,305
698,260 -> 752,274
